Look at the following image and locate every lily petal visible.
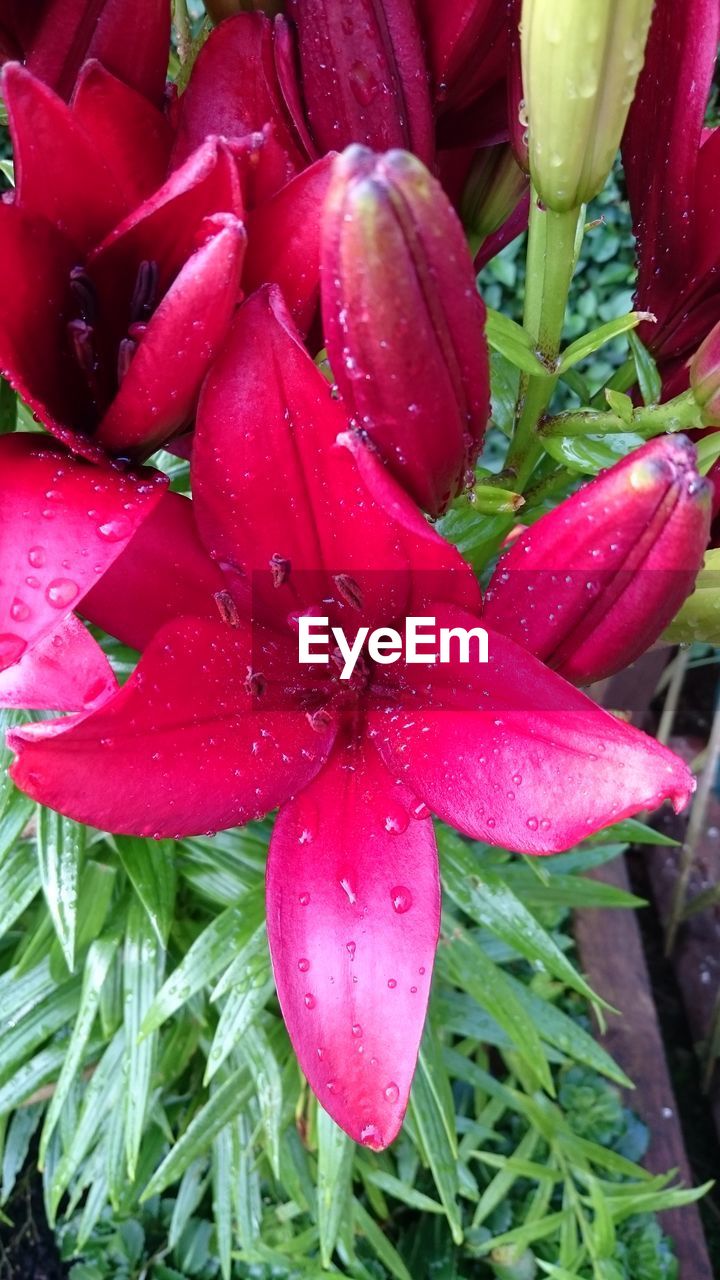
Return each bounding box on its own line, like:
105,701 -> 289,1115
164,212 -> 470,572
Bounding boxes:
0,433 -> 165,673
0,615 -> 115,712
9,617 -> 336,836
97,214 -> 246,455
267,732 -> 439,1149
81,491 -> 226,652
4,61 -> 129,249
369,605 -> 695,854
20,0 -> 170,105
71,60 -> 173,208
171,13 -> 307,183
193,285 -> 481,629
243,155 -> 333,332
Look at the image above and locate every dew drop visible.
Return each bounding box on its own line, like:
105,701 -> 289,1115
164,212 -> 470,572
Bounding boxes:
298,957 -> 310,972
45,578 -> 79,608
526,816 -> 539,831
97,515 -> 132,542
303,993 -> 316,1010
387,978 -> 397,989
383,801 -> 409,834
346,941 -> 356,960
390,886 -> 412,914
10,599 -> 30,622
298,892 -> 310,906
0,634 -> 26,665
351,1023 -> 362,1038
384,1082 -> 399,1104
410,986 -> 418,994
411,800 -> 431,820
359,1123 -> 379,1146
28,546 -> 46,568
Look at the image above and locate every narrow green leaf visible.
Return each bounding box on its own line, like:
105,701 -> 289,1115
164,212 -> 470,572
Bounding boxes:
205,943 -> 273,1082
502,973 -> 632,1088
141,890 -> 264,1036
364,1170 -> 444,1214
237,1023 -> 283,1177
124,899 -> 166,1180
36,808 -> 85,970
212,1129 -> 233,1280
39,934 -> 118,1166
558,313 -> 648,374
232,1111 -> 262,1249
47,1031 -> 124,1221
1,1105 -> 42,1205
113,836 -> 176,946
140,1065 -> 252,1200
473,1128 -> 539,1227
439,933 -> 554,1094
409,1028 -> 463,1245
317,1107 -> 355,1268
353,1199 -> 413,1280
0,825 -> 41,941
629,331 -> 661,406
168,1157 -> 208,1250
438,829 -> 599,1004
604,389 -> 634,424
486,309 -> 552,377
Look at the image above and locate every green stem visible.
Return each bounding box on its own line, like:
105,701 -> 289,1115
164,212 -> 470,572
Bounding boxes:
541,390 -> 701,439
506,197 -> 584,487
665,698 -> 720,955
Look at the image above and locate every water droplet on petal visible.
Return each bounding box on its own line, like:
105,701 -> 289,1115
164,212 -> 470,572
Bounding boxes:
97,515 -> 132,542
304,993 -> 316,1010
299,892 -> 310,906
0,635 -> 27,666
387,978 -> 397,989
28,546 -> 46,568
298,958 -> 310,972
390,886 -> 413,914
359,1122 -> 379,1146
526,816 -> 539,831
346,941 -> 356,960
45,578 -> 79,608
384,1082 -> 399,1103
10,599 -> 30,622
351,1023 -> 362,1038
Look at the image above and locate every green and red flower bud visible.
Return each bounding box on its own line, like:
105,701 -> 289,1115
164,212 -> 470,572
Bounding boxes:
520,0 -> 654,211
321,145 -> 490,517
484,436 -> 712,685
461,144 -> 529,256
690,320 -> 720,424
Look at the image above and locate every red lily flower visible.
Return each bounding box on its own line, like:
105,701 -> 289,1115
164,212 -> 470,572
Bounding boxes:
416,0 -> 510,150
622,0 -> 720,385
0,433 -> 165,712
0,0 -> 170,104
0,62 -> 246,460
6,287 -> 694,1147
484,436 -> 712,685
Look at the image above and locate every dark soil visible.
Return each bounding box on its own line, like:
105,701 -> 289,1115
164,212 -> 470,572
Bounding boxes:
0,1166 -> 68,1280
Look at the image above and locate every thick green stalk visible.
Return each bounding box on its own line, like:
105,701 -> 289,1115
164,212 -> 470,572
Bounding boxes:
506,196 -> 584,486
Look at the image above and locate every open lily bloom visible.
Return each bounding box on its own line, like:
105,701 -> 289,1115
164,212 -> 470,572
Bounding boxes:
0,62 -> 246,461
4,288 -> 694,1149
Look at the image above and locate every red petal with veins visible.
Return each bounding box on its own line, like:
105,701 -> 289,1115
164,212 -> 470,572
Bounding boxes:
243,155 -> 333,333
267,732 -> 439,1149
171,13 -> 306,183
97,215 -> 246,455
71,61 -> 172,209
369,605 -> 695,854
9,617 -> 336,836
0,433 -> 165,673
81,492 -> 225,651
0,615 -> 115,712
4,61 -> 129,249
193,285 -> 481,630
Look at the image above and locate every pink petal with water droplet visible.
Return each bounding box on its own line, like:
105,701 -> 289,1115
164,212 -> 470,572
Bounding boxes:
267,732 -> 439,1149
0,615 -> 115,711
0,433 -> 165,674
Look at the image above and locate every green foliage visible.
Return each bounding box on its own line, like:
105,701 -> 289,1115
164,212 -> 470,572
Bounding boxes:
0,710 -> 707,1278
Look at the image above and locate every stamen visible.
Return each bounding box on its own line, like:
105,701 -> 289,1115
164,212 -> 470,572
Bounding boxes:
69,266 -> 97,324
334,573 -> 364,611
214,589 -> 240,628
270,554 -> 291,587
130,260 -> 159,323
67,319 -> 96,374
117,338 -> 137,385
244,668 -> 267,697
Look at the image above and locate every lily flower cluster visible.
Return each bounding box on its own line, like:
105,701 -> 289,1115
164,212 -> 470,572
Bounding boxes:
0,0 -> 715,1149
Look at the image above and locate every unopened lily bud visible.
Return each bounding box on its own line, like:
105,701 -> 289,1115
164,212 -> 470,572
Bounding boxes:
484,436 -> 712,685
321,146 -> 490,517
520,0 -> 654,212
690,321 -> 720,424
286,0 -> 434,165
664,549 -> 720,645
461,144 -> 529,255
